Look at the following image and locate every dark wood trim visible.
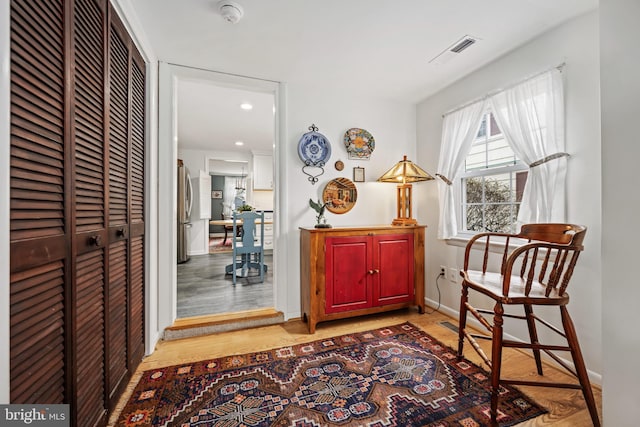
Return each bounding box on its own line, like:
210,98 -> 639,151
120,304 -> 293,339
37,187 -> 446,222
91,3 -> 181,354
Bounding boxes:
63,0 -> 76,413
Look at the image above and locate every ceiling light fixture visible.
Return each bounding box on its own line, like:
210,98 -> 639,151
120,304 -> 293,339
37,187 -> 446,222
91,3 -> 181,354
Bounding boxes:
217,1 -> 244,24
235,141 -> 244,146
240,103 -> 253,110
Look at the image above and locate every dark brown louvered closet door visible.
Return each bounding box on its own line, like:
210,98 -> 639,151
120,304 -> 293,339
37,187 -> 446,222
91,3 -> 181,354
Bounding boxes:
9,1 -> 146,426
73,0 -> 108,424
9,0 -> 68,406
106,10 -> 146,407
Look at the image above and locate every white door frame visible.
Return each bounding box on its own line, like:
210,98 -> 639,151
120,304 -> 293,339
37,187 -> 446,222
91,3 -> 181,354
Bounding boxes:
157,62 -> 287,334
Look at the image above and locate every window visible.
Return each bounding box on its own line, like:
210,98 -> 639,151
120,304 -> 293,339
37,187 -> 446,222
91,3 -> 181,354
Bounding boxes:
459,112 -> 528,233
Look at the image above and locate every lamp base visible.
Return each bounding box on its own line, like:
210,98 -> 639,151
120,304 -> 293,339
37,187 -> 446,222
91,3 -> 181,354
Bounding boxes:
392,217 -> 418,226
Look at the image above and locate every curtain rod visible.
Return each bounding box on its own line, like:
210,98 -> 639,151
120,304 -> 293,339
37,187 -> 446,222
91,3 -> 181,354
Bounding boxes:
442,62 -> 566,118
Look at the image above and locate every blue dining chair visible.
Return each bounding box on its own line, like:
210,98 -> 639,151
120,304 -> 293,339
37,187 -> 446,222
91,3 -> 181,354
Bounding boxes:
224,211 -> 267,284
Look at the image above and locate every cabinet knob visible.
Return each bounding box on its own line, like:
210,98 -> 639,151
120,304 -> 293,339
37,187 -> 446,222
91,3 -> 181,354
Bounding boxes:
368,270 -> 374,275
374,269 -> 380,274
116,227 -> 126,237
89,235 -> 102,246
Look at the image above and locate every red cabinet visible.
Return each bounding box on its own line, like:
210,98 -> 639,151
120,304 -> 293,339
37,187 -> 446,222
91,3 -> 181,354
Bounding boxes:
324,234 -> 415,313
300,226 -> 425,333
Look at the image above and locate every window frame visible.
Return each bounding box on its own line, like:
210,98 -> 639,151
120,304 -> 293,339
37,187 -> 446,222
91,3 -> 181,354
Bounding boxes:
456,112 -> 528,236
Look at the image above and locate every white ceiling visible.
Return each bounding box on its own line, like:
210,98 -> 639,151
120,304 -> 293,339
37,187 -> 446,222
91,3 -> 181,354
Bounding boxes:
129,0 -> 597,152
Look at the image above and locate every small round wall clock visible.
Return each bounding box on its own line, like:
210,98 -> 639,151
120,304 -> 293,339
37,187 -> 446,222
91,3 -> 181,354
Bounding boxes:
298,124 -> 331,184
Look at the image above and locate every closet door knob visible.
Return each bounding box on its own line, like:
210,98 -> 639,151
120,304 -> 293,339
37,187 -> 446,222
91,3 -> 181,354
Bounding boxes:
89,235 -> 102,246
116,228 -> 126,237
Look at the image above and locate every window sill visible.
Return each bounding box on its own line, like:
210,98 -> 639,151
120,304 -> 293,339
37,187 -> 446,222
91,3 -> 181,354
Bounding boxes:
444,233 -> 527,253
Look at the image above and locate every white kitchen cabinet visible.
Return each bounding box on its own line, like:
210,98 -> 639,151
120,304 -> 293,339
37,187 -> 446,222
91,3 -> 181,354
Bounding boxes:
262,210 -> 274,250
253,154 -> 273,190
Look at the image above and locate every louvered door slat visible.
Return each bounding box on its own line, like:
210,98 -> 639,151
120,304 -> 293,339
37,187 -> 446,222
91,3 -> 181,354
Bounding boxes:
75,249 -> 106,425
74,0 -> 104,235
129,236 -> 145,364
131,62 -> 145,223
10,0 -> 65,243
109,26 -> 128,228
10,259 -> 65,403
109,241 -> 127,393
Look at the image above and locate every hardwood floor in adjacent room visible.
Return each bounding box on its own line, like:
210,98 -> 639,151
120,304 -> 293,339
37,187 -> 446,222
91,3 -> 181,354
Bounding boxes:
177,252 -> 273,318
108,309 -> 601,426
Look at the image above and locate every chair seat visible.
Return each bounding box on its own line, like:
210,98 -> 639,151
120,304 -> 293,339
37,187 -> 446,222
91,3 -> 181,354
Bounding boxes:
464,270 -> 570,305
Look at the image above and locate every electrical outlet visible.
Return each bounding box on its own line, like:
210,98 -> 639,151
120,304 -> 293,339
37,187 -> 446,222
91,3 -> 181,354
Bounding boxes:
449,267 -> 458,283
440,265 -> 446,277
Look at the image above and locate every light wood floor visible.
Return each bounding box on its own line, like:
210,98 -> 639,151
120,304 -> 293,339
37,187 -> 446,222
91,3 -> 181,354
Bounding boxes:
108,308 -> 601,426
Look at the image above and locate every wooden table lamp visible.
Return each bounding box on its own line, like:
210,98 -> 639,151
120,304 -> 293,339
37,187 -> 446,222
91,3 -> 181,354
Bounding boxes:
377,155 -> 433,226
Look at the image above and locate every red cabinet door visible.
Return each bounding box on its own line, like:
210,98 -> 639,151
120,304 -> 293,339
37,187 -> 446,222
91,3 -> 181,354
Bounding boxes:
325,236 -> 372,313
372,234 -> 414,306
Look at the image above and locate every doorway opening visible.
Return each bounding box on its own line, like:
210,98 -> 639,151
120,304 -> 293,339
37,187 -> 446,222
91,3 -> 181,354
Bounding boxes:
157,63 -> 284,334
176,80 -> 275,319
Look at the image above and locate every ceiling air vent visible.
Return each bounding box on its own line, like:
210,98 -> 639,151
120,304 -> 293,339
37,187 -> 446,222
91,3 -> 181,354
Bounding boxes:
429,35 -> 479,65
450,37 -> 476,53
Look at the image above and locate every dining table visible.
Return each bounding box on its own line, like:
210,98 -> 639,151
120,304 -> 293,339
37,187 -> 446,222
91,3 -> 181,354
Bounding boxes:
210,218 -> 274,245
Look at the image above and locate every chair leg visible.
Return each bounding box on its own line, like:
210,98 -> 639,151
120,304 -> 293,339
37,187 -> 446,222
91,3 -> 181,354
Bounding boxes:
490,302 -> 505,427
232,256 -> 237,285
561,306 -> 601,427
524,303 -> 543,375
457,285 -> 469,361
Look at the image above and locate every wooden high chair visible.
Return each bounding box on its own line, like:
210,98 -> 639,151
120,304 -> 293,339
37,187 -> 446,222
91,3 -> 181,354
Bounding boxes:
457,223 -> 599,426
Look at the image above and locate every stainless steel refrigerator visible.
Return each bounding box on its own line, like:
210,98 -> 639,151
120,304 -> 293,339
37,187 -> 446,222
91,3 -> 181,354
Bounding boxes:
177,159 -> 193,263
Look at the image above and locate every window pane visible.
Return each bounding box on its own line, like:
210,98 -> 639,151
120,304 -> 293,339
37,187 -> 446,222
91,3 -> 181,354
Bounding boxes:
465,205 -> 483,232
476,117 -> 487,138
484,204 -> 513,233
465,177 -> 483,203
483,174 -> 512,203
515,171 -> 528,202
489,113 -> 501,136
486,138 -> 516,168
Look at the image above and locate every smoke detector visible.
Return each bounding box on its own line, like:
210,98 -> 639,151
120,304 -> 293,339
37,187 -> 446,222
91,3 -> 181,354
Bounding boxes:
217,1 -> 244,24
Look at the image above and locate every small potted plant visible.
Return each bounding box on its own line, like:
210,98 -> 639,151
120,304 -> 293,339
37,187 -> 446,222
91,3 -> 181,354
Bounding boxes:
236,204 -> 254,212
309,199 -> 331,228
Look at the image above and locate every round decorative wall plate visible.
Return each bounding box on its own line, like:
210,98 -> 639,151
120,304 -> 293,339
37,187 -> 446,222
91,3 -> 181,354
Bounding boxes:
344,128 -> 375,160
322,177 -> 357,214
298,124 -> 331,184
298,126 -> 331,166
334,160 -> 344,171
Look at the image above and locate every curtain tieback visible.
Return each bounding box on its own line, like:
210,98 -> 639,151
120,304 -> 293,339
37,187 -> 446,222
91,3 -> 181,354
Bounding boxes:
435,173 -> 452,185
529,152 -> 569,168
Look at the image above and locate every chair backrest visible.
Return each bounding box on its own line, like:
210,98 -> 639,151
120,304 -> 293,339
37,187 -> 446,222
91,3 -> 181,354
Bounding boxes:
233,211 -> 264,253
464,224 -> 587,297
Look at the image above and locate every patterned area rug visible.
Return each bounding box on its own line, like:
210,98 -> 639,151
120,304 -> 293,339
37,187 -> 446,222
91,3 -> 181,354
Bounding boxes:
209,237 -> 233,254
117,322 -> 546,426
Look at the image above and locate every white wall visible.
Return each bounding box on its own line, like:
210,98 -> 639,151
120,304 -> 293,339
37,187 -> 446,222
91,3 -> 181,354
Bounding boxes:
416,11 -> 602,380
600,0 -> 640,424
283,84 -> 417,318
0,0 -> 10,404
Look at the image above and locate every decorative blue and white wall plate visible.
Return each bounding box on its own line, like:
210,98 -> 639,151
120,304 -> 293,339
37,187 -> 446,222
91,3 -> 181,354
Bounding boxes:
298,125 -> 331,166
298,124 -> 331,184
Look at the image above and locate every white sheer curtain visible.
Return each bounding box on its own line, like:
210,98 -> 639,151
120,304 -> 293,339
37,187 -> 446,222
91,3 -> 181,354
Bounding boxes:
222,177 -> 236,218
436,99 -> 487,239
489,69 -> 566,225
